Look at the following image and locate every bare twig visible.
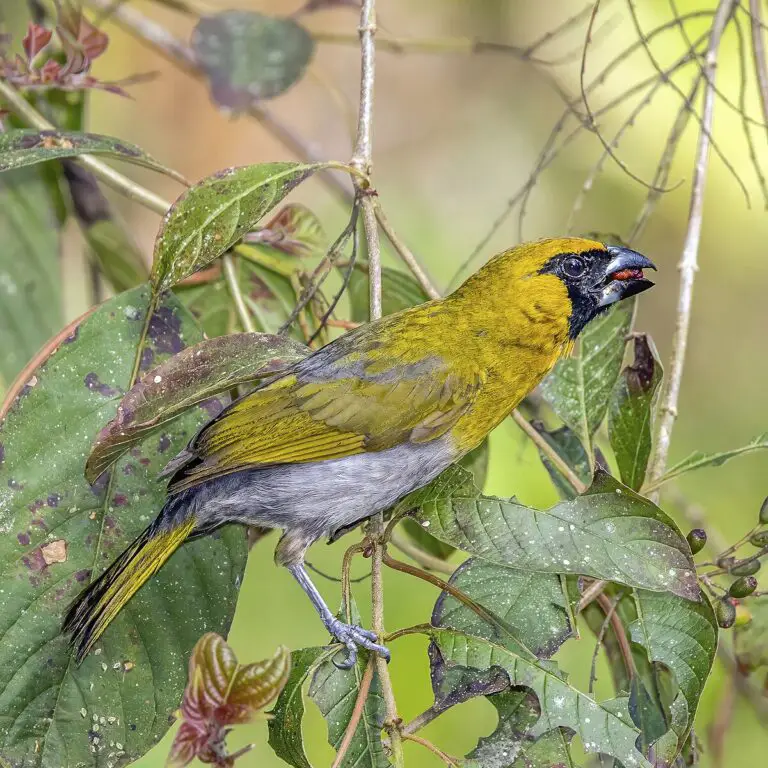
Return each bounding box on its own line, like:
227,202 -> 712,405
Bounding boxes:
401,734 -> 461,767
389,529 -> 455,576
647,0 -> 739,493
330,655 -> 376,768
596,592 -> 636,678
589,592 -> 622,694
221,254 -> 255,333
401,706 -> 443,737
748,0 -> 768,158
577,578 -> 609,613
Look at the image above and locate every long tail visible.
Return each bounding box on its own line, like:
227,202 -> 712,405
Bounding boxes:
63,516 -> 196,662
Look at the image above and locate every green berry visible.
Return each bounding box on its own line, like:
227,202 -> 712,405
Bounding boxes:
715,598 -> 737,629
731,559 -> 761,576
686,529 -> 707,555
760,496 -> 768,525
729,576 -> 758,598
749,530 -> 768,547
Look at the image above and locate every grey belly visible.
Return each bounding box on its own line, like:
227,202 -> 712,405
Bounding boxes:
174,436 -> 456,541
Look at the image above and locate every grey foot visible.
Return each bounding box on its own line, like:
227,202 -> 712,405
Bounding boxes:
328,618 -> 391,669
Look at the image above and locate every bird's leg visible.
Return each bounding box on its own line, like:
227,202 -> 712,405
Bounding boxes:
276,531 -> 389,669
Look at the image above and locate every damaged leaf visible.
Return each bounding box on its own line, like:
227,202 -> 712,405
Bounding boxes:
86,332 -> 309,482
246,203 -> 326,257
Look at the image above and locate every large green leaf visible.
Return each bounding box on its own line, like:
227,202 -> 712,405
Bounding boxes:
629,590 -> 717,749
468,689 -> 575,768
429,628 -> 652,767
85,332 -> 309,482
432,558 -> 573,659
405,466 -> 699,600
309,651 -> 390,768
192,11 -> 314,109
151,162 -> 329,292
0,129 -> 185,182
609,335 -> 663,491
0,285 -> 247,768
541,301 -> 633,452
0,167 -> 62,391
646,432 -> 768,491
268,646 -> 336,768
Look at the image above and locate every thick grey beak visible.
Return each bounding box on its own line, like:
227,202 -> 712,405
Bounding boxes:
597,246 -> 656,307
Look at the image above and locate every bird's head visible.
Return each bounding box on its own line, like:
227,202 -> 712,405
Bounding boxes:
460,237 -> 656,340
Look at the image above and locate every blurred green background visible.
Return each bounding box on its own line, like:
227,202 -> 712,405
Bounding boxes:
3,0 -> 768,766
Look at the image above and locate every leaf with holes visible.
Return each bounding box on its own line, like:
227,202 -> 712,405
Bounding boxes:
406,466 -> 699,601
541,300 -> 633,452
609,335 -> 663,491
192,11 -> 314,109
0,285 -> 247,768
430,628 -> 652,767
268,646 -> 336,768
85,332 -> 309,482
0,130 -> 185,182
151,162 -> 330,292
168,633 -> 290,767
0,166 -> 62,392
309,650 -> 390,768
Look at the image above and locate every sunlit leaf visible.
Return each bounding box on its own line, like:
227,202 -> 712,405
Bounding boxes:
609,335 -> 663,491
192,11 -> 314,109
648,432 -> 768,491
0,285 -> 246,768
309,651 -> 390,768
0,166 -> 62,392
85,332 -> 309,482
151,162 -> 329,292
629,590 -> 718,749
0,129 -> 185,182
541,300 -> 633,452
405,466 -> 699,601
268,646 -> 336,768
429,628 -> 651,767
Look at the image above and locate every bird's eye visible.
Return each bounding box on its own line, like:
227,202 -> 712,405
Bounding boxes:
562,256 -> 586,279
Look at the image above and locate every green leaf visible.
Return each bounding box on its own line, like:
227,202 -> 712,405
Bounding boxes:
406,466 -> 699,601
0,285 -> 247,768
192,11 -> 314,109
541,300 -> 633,452
62,161 -> 148,292
250,203 -> 326,257
309,651 -> 391,768
0,129 -> 185,182
0,166 -> 63,392
85,332 -> 310,482
532,423 -> 592,499
151,162 -> 328,292
609,335 -> 663,491
629,590 -> 718,748
432,557 -> 573,659
349,265 -> 429,321
468,689 -> 575,768
649,432 -> 768,491
268,646 -> 336,768
429,628 -> 651,768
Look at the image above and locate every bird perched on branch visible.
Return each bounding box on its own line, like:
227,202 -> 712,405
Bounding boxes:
64,237 -> 655,667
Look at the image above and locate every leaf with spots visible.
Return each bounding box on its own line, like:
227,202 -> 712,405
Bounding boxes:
429,627 -> 651,767
85,332 -> 309,482
151,162 -> 330,292
0,284 -> 247,768
168,633 -> 290,767
0,129 -> 186,183
541,300 -> 633,457
309,650 -> 390,768
406,466 -> 699,601
609,335 -> 663,491
0,166 -> 63,392
192,11 -> 314,110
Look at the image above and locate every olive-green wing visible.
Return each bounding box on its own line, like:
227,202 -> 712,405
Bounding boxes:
168,348 -> 484,491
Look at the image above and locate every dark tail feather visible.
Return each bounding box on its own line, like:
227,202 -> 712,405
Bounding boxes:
63,516 -> 196,663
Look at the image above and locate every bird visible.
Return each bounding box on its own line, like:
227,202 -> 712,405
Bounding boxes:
64,237 -> 655,668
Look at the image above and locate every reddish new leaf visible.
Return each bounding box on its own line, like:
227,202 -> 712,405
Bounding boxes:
22,24 -> 52,61
245,203 -> 326,257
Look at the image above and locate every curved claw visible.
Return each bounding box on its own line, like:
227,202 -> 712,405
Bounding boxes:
328,619 -> 391,667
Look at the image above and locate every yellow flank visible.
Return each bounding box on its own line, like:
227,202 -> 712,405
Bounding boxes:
170,238 -> 602,491
77,518 -> 196,658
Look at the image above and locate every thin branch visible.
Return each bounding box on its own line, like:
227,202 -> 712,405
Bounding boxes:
401,706 -> 442,737
647,0 -> 739,493
0,78 -> 171,215
330,655 -> 376,768
596,592 -> 636,678
401,734 -> 461,767
589,592 -> 622,694
388,529 -> 455,576
577,578 -> 609,613
221,254 -> 255,333
748,0 -> 768,152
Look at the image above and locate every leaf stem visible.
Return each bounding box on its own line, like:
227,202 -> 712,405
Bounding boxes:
647,0 -> 738,495
401,734 -> 460,767
0,78 -> 172,215
222,254 -> 256,333
329,655 -> 376,768
388,530 -> 455,576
